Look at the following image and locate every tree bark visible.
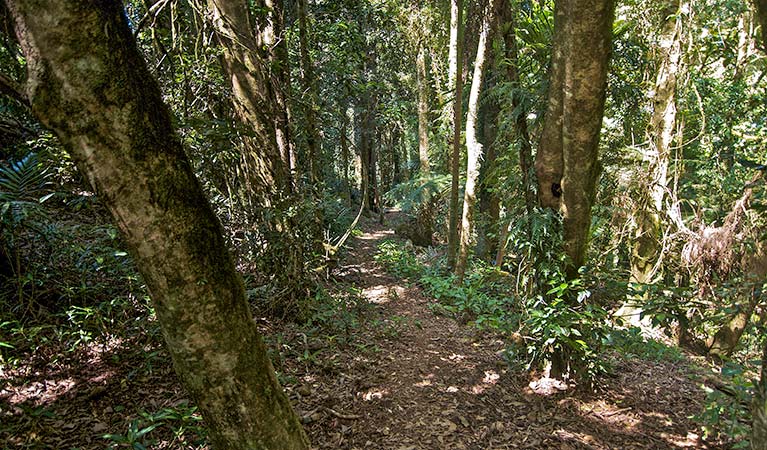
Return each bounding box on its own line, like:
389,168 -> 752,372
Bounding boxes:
456,0 -> 500,281
417,42 -> 431,175
630,0 -> 682,286
535,0 -> 566,211
265,0 -> 297,178
203,0 -> 290,201
749,6 -> 767,445
546,0 -> 615,273
447,0 -> 464,270
560,0 -> 614,271
755,0 -> 767,51
5,1 -> 309,448
297,0 -> 321,183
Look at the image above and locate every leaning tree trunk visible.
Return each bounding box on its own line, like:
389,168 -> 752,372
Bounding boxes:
447,0 -> 465,270
456,0 -> 500,282
203,0 -> 291,200
4,1 -> 309,448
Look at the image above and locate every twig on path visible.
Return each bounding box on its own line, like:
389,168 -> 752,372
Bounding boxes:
323,406 -> 362,420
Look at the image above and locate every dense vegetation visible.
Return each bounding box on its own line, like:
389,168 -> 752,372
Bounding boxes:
2,0 -> 767,448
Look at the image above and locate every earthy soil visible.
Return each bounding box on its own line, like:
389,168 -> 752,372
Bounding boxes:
1,210 -> 725,449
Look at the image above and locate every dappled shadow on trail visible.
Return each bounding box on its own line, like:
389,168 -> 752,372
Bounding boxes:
298,210 -> 722,450
1,209 -> 725,449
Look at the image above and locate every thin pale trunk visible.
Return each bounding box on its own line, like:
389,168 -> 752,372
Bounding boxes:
5,2 -> 309,448
456,0 -> 499,281
447,0 -> 464,270
631,0 -> 682,286
297,0 -> 321,183
417,43 -> 431,175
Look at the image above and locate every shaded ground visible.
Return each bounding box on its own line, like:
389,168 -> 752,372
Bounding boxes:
1,210 -> 724,449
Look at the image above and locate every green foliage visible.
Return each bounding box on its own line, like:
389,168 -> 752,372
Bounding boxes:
523,275 -> 611,383
103,403 -> 206,449
604,327 -> 684,361
696,362 -> 755,448
384,175 -> 451,215
374,240 -> 421,278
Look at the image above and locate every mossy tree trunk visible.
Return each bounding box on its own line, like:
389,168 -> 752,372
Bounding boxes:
203,0 -> 291,200
534,0 -> 566,212
537,0 -> 614,275
630,0 -> 682,287
5,1 -> 309,448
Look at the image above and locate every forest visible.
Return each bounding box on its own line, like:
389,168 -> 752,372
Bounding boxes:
1,0 -> 767,448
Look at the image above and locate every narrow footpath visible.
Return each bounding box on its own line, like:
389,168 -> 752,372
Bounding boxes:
296,211 -> 713,450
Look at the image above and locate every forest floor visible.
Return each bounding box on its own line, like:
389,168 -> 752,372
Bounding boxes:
1,209 -> 725,449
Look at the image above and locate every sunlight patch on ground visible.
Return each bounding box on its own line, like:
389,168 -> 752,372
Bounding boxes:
469,370 -> 500,394
527,376 -> 569,396
363,285 -> 405,304
358,388 -> 389,401
3,378 -> 77,406
355,230 -> 394,241
554,429 -> 600,448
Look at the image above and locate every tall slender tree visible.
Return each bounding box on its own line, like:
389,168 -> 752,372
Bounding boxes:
417,42 -> 431,175
456,0 -> 501,281
2,1 -> 309,448
447,0 -> 464,269
297,0 -> 322,183
750,3 -> 767,447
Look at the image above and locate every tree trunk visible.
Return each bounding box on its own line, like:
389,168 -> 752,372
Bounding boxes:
535,0 -> 566,211
501,2 -> 536,214
417,43 -> 431,176
755,0 -> 767,51
630,0 -> 682,286
558,0 -> 615,273
456,0 -> 500,282
265,0 -> 297,179
203,0 -> 290,201
476,77 -> 500,262
297,0 -> 321,183
447,0 -> 464,270
753,339 -> 767,450
5,2 -> 309,448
